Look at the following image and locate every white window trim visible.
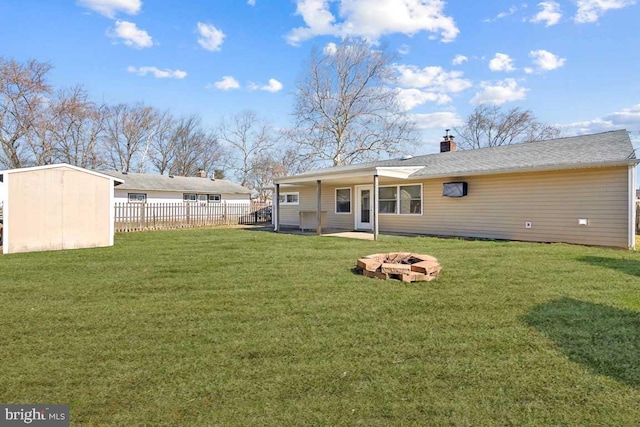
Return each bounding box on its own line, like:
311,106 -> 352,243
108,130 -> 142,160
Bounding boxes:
335,187 -> 352,214
378,183 -> 423,215
279,192 -> 299,205
128,192 -> 147,203
184,193 -> 224,203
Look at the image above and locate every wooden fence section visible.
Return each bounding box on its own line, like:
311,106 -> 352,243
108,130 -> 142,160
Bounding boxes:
114,202 -> 271,232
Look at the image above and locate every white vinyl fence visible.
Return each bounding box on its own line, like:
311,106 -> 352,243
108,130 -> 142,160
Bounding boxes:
114,202 -> 271,232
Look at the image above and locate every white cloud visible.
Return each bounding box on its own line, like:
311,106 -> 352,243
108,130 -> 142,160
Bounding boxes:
127,66 -> 187,79
452,54 -> 468,66
247,0 -> 256,5
286,0 -> 459,45
605,103 -> 640,126
197,22 -> 225,51
249,79 -> 284,93
411,111 -> 464,130
395,65 -> 472,93
323,42 -> 338,55
109,20 -> 153,48
484,5 -> 518,22
396,89 -> 451,110
470,78 -> 528,105
530,1 -> 562,26
489,53 -> 516,72
209,76 -> 241,90
77,0 -> 141,18
574,0 -> 636,23
398,44 -> 411,55
262,79 -> 284,92
394,65 -> 471,110
562,104 -> 640,135
528,49 -> 566,72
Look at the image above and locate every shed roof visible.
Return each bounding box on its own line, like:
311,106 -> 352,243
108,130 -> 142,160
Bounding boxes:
97,170 -> 252,194
277,130 -> 637,184
0,163 -> 124,183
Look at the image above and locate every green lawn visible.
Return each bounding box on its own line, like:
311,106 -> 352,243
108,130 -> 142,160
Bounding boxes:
1,228 -> 639,426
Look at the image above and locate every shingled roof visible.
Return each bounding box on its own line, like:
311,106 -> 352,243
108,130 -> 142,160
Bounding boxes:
98,170 -> 251,194
281,130 -> 637,182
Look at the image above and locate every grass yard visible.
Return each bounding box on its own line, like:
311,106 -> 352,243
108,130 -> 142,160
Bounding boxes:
1,228 -> 639,426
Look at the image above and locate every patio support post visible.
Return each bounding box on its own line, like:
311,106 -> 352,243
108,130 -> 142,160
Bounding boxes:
316,180 -> 322,235
373,174 -> 379,241
274,183 -> 280,232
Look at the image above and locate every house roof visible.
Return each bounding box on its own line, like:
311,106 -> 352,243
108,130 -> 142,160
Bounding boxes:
97,170 -> 252,194
276,130 -> 637,184
0,163 -> 124,184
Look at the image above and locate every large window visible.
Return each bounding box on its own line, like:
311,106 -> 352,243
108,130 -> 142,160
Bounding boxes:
379,184 -> 422,215
335,188 -> 351,214
208,194 -> 221,203
379,186 -> 397,214
278,192 -> 299,205
128,193 -> 147,203
399,185 -> 422,214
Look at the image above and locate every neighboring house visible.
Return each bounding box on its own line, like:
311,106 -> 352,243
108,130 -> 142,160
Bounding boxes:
98,170 -> 252,204
0,163 -> 123,254
273,130 -> 638,249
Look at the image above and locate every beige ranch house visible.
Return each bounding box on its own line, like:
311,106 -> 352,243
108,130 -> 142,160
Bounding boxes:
273,130 -> 638,249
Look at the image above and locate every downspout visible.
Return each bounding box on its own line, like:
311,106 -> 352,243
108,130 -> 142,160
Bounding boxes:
373,174 -> 379,241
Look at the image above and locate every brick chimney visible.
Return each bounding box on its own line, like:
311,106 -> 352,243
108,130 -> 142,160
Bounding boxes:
197,169 -> 207,178
440,129 -> 456,153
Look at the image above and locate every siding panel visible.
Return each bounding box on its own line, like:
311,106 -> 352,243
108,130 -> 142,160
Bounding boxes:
381,167 -> 629,247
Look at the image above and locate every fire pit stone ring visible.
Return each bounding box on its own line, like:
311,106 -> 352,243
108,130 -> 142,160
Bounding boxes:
356,252 -> 441,282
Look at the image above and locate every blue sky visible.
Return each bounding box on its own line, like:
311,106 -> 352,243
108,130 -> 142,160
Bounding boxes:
1,0 -> 639,157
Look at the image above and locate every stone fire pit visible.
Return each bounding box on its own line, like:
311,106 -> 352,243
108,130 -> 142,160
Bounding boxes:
356,252 -> 441,282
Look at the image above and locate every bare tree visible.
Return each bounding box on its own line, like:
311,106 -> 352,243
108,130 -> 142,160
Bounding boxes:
217,110 -> 276,186
46,85 -> 106,168
102,102 -> 158,172
454,105 -> 561,150
247,146 -> 308,201
293,39 -> 416,167
26,99 -> 56,166
148,110 -> 176,174
169,115 -> 223,177
247,153 -> 283,201
0,58 -> 52,168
